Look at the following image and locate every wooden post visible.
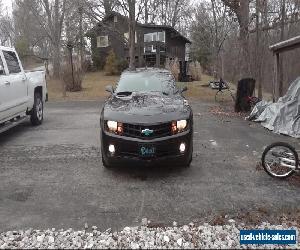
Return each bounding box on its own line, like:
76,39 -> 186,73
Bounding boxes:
274,52 -> 280,101
156,42 -> 160,68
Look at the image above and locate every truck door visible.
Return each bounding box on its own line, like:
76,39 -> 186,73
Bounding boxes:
2,50 -> 28,115
0,53 -> 11,122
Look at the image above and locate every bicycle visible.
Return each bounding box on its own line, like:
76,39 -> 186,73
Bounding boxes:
214,80 -> 235,102
261,142 -> 299,179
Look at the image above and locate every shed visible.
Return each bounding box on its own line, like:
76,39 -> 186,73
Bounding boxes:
269,35 -> 300,101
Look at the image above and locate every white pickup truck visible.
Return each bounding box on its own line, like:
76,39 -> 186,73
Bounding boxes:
0,46 -> 47,133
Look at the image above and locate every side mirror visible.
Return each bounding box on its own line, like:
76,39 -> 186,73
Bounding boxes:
181,86 -> 188,93
0,65 -> 4,75
105,85 -> 114,94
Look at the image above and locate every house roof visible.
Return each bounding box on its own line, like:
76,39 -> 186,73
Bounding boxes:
88,11 -> 191,44
269,35 -> 300,54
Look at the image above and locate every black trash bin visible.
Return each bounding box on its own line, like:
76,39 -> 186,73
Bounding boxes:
235,78 -> 256,112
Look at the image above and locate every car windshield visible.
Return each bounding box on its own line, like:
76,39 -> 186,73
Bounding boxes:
115,70 -> 177,95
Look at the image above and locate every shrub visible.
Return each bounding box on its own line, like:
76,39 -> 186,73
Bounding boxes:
104,50 -> 119,75
15,37 -> 29,59
188,61 -> 202,81
165,57 -> 180,81
117,58 -> 129,72
61,55 -> 87,92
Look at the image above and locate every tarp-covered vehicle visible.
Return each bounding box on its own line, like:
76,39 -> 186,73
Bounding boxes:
248,77 -> 300,138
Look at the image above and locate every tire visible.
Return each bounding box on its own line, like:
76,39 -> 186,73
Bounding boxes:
30,92 -> 43,126
262,142 -> 298,179
101,147 -> 112,169
185,143 -> 193,168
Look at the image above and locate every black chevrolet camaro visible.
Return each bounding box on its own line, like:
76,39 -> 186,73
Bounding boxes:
100,68 -> 193,168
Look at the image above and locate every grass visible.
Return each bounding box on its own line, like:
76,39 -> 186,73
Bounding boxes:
47,70 -> 273,103
48,71 -> 223,102
177,74 -> 236,102
47,71 -> 120,101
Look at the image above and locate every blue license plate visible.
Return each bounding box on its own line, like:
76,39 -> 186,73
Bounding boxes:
140,145 -> 156,157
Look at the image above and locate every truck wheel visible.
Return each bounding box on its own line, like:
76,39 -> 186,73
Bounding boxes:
31,92 -> 43,126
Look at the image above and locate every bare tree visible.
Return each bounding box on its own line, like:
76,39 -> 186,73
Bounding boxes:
0,0 -> 14,46
22,0 -> 67,78
84,0 -> 118,22
222,0 -> 251,78
127,0 -> 136,70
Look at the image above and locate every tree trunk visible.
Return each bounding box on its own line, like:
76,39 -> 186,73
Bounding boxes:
52,42 -> 61,78
256,0 -> 262,99
128,0 -> 136,71
238,0 -> 250,79
211,0 -> 219,79
52,0 -> 61,78
79,5 -> 84,69
171,0 -> 180,28
279,0 -> 286,97
103,0 -> 112,15
222,0 -> 251,79
144,0 -> 149,23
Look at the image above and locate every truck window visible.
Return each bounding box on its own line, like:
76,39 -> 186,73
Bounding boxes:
2,50 -> 21,74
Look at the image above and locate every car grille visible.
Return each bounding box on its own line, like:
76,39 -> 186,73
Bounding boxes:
123,122 -> 172,140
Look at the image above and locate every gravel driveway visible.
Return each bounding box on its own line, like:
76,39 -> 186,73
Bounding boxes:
0,100 -> 299,233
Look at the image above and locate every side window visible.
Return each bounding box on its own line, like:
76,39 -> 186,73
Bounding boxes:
2,50 -> 21,74
97,36 -> 109,48
0,56 -> 5,75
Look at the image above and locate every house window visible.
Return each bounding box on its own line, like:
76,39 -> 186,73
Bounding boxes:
114,16 -> 118,23
144,45 -> 152,53
152,33 -> 157,41
97,36 -> 109,48
144,33 -> 152,43
124,32 -> 137,43
158,32 -> 165,42
144,45 -> 157,53
144,31 -> 165,43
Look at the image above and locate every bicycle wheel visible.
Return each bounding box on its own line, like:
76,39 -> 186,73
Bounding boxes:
262,142 -> 298,179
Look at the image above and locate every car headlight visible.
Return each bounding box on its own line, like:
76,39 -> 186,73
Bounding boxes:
107,121 -> 118,132
106,121 -> 123,134
177,120 -> 187,131
172,120 -> 187,134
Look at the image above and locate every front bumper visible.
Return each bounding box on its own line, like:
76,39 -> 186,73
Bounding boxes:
101,129 -> 193,167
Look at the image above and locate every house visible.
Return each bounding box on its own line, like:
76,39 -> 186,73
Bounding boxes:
87,12 -> 191,69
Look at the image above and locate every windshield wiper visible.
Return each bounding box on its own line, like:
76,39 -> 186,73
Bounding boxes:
116,91 -> 132,97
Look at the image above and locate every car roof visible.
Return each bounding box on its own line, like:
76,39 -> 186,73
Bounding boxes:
124,67 -> 172,74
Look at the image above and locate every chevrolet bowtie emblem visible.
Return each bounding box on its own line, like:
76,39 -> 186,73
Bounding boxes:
141,128 -> 154,136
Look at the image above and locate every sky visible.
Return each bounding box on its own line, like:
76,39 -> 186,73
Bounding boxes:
1,0 -> 13,15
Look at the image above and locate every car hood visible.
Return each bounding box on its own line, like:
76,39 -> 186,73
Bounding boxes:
103,92 -> 191,124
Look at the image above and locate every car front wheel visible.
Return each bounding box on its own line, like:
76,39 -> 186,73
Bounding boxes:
31,92 -> 43,126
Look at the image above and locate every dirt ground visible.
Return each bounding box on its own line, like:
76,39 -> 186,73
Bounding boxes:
47,71 -> 274,103
47,71 -> 120,101
47,71 -> 222,102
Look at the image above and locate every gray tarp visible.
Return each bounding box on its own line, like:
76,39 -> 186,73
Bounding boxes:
248,77 -> 300,138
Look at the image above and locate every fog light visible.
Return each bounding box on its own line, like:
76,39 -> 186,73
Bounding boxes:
179,143 -> 186,153
108,144 -> 115,154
